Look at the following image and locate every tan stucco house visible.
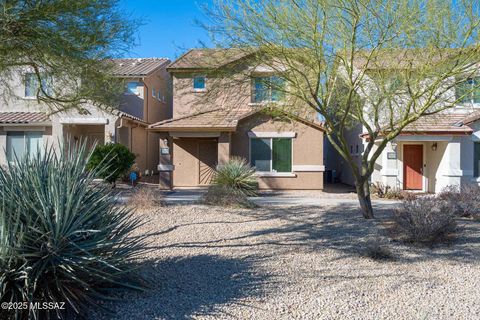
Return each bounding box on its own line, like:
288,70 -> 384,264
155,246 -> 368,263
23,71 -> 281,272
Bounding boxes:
0,58 -> 171,174
149,49 -> 325,190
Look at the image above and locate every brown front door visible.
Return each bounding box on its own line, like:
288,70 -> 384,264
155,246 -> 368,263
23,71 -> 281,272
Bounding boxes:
403,144 -> 423,190
198,140 -> 218,185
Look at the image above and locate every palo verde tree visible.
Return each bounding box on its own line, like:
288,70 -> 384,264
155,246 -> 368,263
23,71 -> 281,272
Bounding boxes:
204,0 -> 480,218
0,0 -> 137,113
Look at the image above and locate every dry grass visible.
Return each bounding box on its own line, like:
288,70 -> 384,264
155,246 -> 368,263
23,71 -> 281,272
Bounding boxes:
129,187 -> 163,210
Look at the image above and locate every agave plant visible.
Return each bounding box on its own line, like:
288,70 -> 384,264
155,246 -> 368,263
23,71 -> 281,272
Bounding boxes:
0,141 -> 145,319
212,157 -> 258,196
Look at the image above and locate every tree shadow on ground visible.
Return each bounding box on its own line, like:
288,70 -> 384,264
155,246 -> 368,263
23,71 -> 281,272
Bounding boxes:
92,254 -> 270,320
148,203 -> 480,264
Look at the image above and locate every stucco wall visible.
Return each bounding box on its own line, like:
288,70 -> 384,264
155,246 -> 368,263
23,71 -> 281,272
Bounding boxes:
231,113 -> 324,190
170,67 -> 251,119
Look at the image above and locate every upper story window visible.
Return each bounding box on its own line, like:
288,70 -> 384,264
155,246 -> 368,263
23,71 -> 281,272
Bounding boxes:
456,77 -> 480,104
152,88 -> 156,98
126,81 -> 140,95
193,76 -> 206,91
7,131 -> 43,163
253,76 -> 285,103
157,89 -> 162,101
24,73 -> 52,98
250,137 -> 292,172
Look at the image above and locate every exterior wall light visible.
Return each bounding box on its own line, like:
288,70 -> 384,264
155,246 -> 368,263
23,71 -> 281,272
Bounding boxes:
431,142 -> 438,151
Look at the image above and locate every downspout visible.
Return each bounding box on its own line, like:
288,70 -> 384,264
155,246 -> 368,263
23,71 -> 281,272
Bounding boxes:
142,77 -> 150,174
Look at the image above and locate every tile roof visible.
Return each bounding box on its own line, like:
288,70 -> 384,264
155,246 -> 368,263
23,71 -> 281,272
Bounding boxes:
110,58 -> 170,76
148,107 -> 253,131
0,112 -> 50,124
168,48 -> 254,70
400,113 -> 473,134
149,106 -> 323,132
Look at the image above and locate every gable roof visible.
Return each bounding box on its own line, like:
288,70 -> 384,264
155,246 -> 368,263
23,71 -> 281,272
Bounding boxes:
110,58 -> 170,77
148,106 -> 323,132
0,112 -> 50,125
167,48 -> 254,71
399,113 -> 473,134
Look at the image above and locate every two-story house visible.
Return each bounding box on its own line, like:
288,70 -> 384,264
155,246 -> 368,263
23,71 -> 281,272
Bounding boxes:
334,51 -> 480,193
0,58 -> 172,174
149,48 -> 325,189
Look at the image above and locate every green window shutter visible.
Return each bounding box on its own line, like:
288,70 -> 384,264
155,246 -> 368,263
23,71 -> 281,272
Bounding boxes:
272,138 -> 292,172
474,142 -> 480,177
251,138 -> 271,171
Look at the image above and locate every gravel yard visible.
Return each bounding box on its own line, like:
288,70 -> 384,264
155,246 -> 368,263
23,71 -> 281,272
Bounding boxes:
92,202 -> 480,320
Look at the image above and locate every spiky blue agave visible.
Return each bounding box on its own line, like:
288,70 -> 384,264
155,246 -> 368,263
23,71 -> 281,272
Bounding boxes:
0,141 -> 145,319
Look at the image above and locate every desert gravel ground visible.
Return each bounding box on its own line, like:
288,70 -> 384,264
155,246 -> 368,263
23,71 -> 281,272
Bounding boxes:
92,202 -> 480,320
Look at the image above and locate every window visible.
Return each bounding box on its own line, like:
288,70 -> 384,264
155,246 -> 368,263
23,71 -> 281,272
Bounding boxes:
250,138 -> 292,172
157,89 -> 162,100
126,81 -> 140,95
253,76 -> 285,103
6,132 -> 43,163
193,76 -> 206,91
24,73 -> 52,97
456,77 -> 480,104
475,142 -> 480,177
152,88 -> 156,98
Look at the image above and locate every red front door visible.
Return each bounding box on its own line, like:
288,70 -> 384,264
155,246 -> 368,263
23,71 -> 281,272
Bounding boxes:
403,145 -> 423,190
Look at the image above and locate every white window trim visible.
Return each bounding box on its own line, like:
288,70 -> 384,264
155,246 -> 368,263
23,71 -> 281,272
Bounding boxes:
248,131 -> 296,138
193,75 -> 207,92
255,172 -> 296,177
249,136 -> 294,174
292,165 -> 325,172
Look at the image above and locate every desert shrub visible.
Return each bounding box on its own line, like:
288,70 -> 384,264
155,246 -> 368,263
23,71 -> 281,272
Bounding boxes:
363,237 -> 395,261
371,182 -> 415,200
212,157 -> 258,196
393,197 -> 457,244
437,184 -> 480,218
0,143 -> 145,319
130,186 -> 163,210
370,182 -> 391,198
203,185 -> 256,208
87,143 -> 136,186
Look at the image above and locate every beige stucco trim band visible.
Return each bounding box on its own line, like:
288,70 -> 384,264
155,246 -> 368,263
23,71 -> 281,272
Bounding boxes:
59,118 -> 109,125
256,172 -> 297,177
247,131 -> 296,138
292,165 -> 325,172
158,164 -> 175,171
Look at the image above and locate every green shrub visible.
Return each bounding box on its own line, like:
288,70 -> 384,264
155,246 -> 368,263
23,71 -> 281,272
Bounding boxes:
393,197 -> 457,244
87,143 -> 135,185
0,142 -> 145,319
212,157 -> 257,196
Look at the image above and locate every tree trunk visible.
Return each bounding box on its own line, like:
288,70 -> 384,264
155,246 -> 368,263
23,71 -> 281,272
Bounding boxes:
355,178 -> 374,219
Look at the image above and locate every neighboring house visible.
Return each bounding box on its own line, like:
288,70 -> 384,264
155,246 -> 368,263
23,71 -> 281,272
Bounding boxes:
335,53 -> 480,193
148,48 -> 325,189
0,58 -> 172,174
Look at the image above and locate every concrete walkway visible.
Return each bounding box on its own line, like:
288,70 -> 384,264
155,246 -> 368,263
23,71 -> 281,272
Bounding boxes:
161,188 -> 399,208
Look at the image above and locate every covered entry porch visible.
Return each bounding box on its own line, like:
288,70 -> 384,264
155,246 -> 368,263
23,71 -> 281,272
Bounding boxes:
378,135 -> 472,193
157,131 -> 232,189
